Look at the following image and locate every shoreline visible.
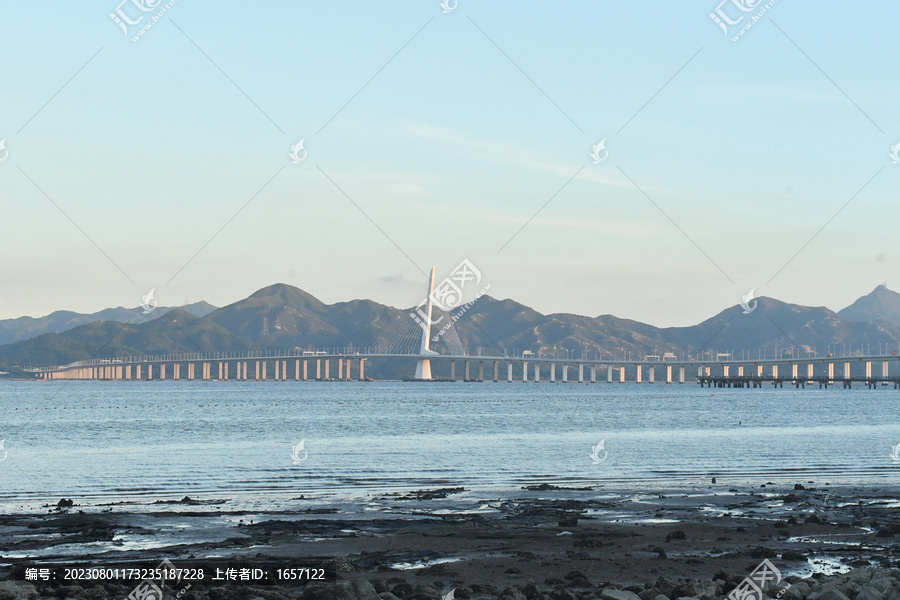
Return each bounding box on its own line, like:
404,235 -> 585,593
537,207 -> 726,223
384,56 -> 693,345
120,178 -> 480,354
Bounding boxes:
2,482 -> 899,598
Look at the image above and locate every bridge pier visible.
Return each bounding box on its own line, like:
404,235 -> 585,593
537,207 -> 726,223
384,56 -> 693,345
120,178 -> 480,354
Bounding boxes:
465,360 -> 470,381
648,366 -> 655,383
523,361 -> 528,382
562,365 -> 568,383
359,358 -> 366,380
550,363 -> 556,383
679,366 -> 685,384
479,360 -> 484,382
493,360 -> 499,382
636,364 -> 642,383
534,363 -> 540,382
450,360 -> 456,381
507,362 -> 513,383
579,363 -> 584,383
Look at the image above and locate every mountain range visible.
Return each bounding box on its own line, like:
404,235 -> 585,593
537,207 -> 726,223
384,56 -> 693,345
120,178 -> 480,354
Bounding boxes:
0,301 -> 217,346
2,284 -> 900,379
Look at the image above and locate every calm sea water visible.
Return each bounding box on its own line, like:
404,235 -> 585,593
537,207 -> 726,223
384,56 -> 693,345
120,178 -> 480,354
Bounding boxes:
1,381 -> 899,513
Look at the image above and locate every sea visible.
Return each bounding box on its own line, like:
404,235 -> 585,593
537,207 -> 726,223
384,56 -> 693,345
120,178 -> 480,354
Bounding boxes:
1,381 -> 899,514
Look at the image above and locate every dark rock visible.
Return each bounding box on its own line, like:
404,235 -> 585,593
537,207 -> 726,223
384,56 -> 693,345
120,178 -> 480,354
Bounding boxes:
599,590 -> 641,600
782,551 -> 807,561
392,583 -> 415,599
371,581 -> 389,594
565,571 -> 592,587
551,590 -> 579,600
500,587 -> 528,600
415,564 -> 454,577
672,581 -> 707,599
665,531 -> 686,542
324,557 -> 359,573
52,585 -> 84,598
749,547 -> 778,559
303,585 -> 353,600
348,580 -> 381,600
653,578 -> 678,597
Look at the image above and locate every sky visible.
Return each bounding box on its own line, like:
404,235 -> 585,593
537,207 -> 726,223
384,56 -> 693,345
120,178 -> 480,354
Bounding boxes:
0,1 -> 897,327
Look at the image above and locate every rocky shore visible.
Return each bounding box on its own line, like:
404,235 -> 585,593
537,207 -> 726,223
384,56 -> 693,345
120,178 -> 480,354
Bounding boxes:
0,483 -> 898,600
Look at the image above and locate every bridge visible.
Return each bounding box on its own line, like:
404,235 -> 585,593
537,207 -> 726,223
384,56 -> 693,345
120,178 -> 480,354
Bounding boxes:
22,351 -> 900,388
19,267 -> 900,388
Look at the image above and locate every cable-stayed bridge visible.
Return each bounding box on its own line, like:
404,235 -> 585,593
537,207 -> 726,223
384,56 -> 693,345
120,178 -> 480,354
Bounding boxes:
19,268 -> 900,389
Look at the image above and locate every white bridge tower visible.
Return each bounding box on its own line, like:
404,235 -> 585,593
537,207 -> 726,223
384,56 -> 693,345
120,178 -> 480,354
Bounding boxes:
414,266 -> 439,380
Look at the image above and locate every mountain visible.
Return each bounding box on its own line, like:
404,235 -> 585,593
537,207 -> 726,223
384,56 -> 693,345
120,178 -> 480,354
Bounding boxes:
2,283 -> 900,377
0,301 -> 217,346
0,309 -> 244,370
839,285 -> 900,327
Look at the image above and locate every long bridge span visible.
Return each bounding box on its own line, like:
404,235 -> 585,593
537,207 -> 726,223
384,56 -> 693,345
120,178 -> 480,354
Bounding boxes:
21,351 -> 900,388
17,268 -> 900,388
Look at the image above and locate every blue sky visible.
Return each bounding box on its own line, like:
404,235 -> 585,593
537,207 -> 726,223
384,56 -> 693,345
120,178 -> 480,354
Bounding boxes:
0,1 -> 897,326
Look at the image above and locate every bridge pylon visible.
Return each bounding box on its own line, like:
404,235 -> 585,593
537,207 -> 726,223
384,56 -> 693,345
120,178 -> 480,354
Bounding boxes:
414,266 -> 439,380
